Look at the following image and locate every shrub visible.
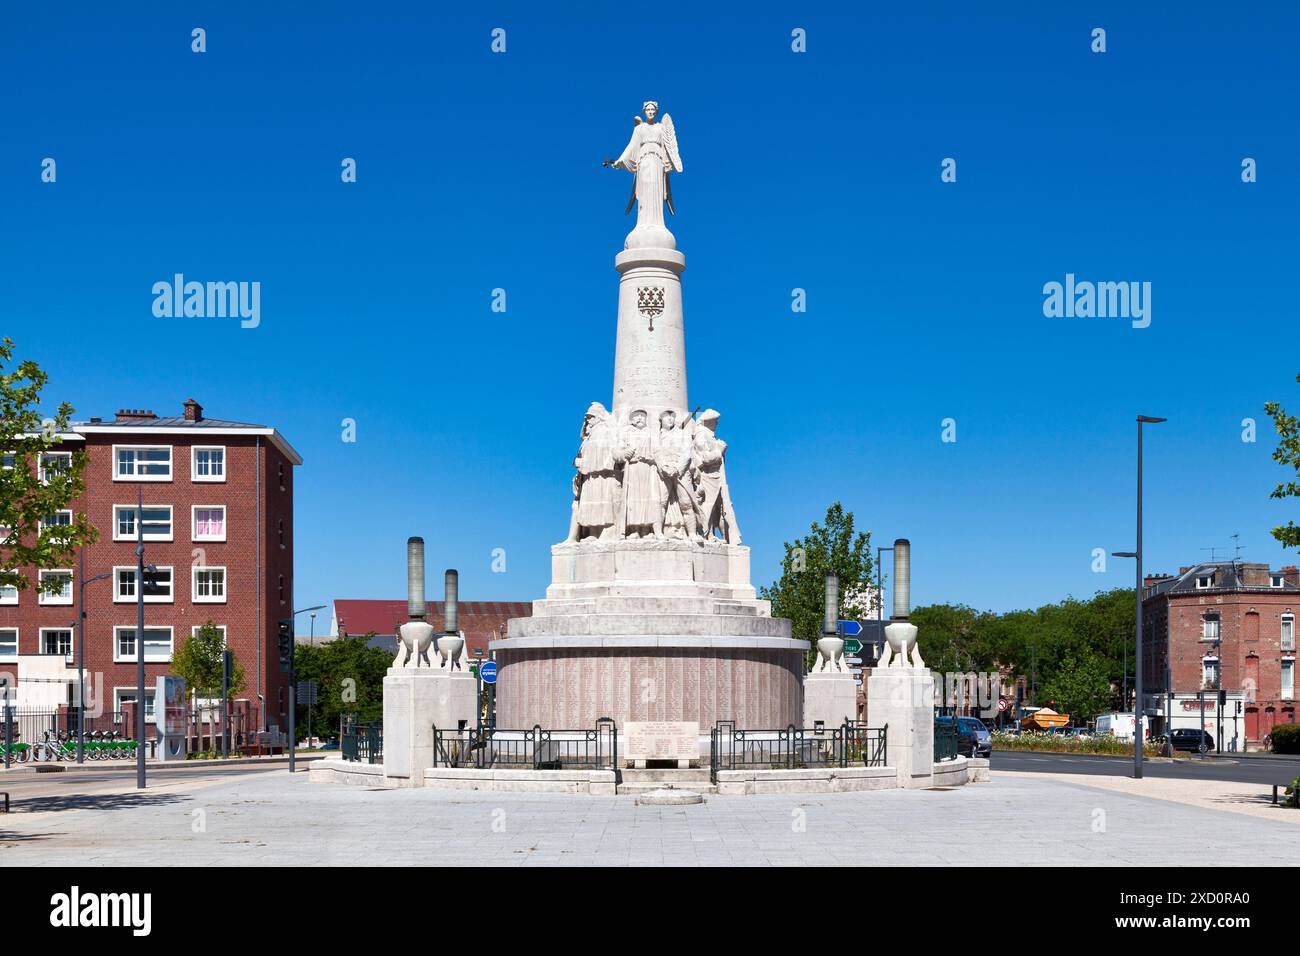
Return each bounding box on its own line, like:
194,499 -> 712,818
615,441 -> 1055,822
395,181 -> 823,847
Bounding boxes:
1270,723 -> 1300,754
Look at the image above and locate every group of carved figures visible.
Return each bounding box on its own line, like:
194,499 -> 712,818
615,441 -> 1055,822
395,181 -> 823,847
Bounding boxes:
565,403 -> 740,544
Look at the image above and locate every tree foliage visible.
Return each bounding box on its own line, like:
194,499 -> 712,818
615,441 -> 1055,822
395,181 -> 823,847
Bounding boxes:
1265,373 -> 1300,550
170,621 -> 246,700
759,502 -> 874,656
0,337 -> 97,593
294,635 -> 392,738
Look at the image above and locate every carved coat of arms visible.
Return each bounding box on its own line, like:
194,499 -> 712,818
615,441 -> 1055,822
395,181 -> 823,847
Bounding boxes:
637,286 -> 665,330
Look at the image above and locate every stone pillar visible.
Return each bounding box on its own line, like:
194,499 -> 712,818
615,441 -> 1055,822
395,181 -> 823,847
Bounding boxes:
803,672 -> 858,730
381,668 -> 477,787
866,666 -> 935,789
611,247 -> 687,421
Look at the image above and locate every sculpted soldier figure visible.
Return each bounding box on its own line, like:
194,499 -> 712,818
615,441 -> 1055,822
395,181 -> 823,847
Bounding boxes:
692,409 -> 741,543
565,402 -> 620,542
655,409 -> 699,541
614,409 -> 662,539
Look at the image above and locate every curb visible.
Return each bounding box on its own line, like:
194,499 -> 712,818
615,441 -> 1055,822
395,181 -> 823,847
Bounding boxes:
0,753 -> 327,774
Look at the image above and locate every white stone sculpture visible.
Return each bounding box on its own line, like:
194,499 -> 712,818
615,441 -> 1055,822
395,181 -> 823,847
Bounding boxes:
814,634 -> 849,674
604,101 -> 682,250
877,539 -> 925,669
691,409 -> 740,544
566,402 -> 621,543
615,409 -> 662,539
655,409 -> 700,541
395,537 -> 435,668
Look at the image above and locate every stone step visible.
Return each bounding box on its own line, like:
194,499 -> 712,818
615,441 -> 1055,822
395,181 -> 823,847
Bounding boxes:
531,596 -> 759,617
617,781 -> 718,795
618,767 -> 713,784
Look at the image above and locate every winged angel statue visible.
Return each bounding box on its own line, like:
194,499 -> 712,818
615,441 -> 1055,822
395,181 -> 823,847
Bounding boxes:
603,101 -> 683,249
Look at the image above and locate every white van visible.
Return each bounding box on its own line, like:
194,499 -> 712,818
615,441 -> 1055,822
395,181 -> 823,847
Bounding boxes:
1095,712 -> 1137,741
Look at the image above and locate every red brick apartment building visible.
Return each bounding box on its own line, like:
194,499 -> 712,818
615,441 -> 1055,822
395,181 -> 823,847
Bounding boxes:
1142,561 -> 1298,749
0,399 -> 299,731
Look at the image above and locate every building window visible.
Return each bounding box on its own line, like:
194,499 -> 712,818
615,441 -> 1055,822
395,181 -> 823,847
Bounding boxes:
0,577 -> 18,605
192,446 -> 226,482
278,574 -> 285,604
115,687 -> 157,720
1283,659 -> 1295,700
1202,614 -> 1221,641
1283,614 -> 1296,652
114,566 -> 174,603
38,452 -> 72,484
113,505 -> 173,541
39,511 -> 73,536
278,462 -> 285,490
1272,574 -> 1285,588
193,567 -> 227,603
192,624 -> 227,644
278,518 -> 284,548
114,627 -> 173,663
1195,574 -> 1214,589
1202,657 -> 1220,689
1,452 -> 14,470
0,628 -> 17,658
38,570 -> 73,605
192,506 -> 226,542
113,445 -> 172,481
40,628 -> 73,662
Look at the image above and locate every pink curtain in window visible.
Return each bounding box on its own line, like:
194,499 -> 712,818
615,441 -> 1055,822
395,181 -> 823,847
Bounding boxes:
198,511 -> 224,536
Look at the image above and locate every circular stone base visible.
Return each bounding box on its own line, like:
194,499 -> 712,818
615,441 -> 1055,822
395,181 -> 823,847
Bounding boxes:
635,788 -> 705,806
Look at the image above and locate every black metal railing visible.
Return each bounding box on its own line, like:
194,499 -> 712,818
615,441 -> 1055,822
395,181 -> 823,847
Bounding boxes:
934,718 -> 959,762
341,717 -> 382,764
433,718 -> 618,771
709,721 -> 888,783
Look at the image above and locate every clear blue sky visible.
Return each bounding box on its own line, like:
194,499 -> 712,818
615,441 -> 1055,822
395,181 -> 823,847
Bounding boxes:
5,2 -> 1299,627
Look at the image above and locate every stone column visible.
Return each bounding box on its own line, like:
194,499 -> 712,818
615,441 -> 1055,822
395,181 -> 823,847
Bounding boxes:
382,668 -> 477,787
612,247 -> 687,421
867,666 -> 935,788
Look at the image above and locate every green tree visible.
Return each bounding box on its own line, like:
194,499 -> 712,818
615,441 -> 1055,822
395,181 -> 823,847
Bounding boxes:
171,621 -> 246,699
294,634 -> 392,740
0,338 -> 97,594
1265,373 -> 1300,549
1041,652 -> 1113,722
760,502 -> 873,659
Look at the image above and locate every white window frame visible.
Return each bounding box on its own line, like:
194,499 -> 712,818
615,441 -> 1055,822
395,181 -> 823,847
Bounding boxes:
113,565 -> 174,604
39,627 -> 74,662
1195,575 -> 1214,590
1201,656 -> 1220,687
192,505 -> 227,542
113,686 -> 158,720
39,510 -> 73,535
0,628 -> 17,658
113,626 -> 174,664
1272,574 -> 1285,588
1283,613 -> 1296,653
1282,658 -> 1295,700
113,504 -> 174,542
0,575 -> 18,606
192,566 -> 227,604
1202,614 -> 1221,641
192,445 -> 227,483
37,569 -> 73,605
191,623 -> 227,646
113,444 -> 173,482
38,451 -> 72,485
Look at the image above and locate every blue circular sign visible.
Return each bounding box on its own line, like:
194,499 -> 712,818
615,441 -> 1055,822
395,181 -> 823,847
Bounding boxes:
480,660 -> 498,684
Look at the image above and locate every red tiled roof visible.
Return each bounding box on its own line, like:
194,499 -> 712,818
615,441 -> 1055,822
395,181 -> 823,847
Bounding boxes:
333,600 -> 532,658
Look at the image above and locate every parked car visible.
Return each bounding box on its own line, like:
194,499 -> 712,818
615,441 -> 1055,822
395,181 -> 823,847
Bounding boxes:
1168,728 -> 1216,753
1062,727 -> 1092,740
937,716 -> 992,758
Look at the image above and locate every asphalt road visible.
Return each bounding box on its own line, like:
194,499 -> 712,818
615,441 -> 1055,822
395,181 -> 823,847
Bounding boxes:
992,749 -> 1300,785
0,761 -> 296,813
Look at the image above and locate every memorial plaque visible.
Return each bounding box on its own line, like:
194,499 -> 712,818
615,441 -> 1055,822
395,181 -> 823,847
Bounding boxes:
625,720 -> 699,767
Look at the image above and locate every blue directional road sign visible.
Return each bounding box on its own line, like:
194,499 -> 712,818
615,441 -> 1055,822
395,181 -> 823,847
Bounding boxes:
480,660 -> 498,685
837,620 -> 863,637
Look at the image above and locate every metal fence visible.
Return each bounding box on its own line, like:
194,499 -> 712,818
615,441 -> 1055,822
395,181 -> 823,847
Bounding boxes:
341,717 -> 382,764
934,718 -> 959,762
433,719 -> 618,771
709,721 -> 889,783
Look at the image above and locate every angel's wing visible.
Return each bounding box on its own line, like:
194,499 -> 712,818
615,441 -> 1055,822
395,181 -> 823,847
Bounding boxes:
661,114 -> 683,173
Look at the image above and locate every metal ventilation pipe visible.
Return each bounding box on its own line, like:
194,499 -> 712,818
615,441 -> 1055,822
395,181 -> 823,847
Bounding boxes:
823,573 -> 839,636
444,569 -> 459,635
406,537 -> 426,620
892,538 -> 911,620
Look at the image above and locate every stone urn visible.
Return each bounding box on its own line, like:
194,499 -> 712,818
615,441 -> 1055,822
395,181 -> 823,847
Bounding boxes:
437,634 -> 464,668
884,621 -> 919,667
816,635 -> 844,673
396,620 -> 434,668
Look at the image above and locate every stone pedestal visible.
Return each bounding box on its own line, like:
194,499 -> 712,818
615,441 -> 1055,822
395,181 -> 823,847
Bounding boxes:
493,538 -> 805,731
866,666 -> 935,789
803,672 -> 858,731
381,667 -> 477,787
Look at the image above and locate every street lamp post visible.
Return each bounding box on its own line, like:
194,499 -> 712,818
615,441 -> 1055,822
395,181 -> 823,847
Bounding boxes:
1117,415 -> 1167,780
876,546 -> 894,622
134,488 -> 155,790
289,605 -> 326,772
75,550 -> 112,764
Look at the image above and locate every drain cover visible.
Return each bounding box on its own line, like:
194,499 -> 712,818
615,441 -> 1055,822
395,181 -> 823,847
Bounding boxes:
636,787 -> 705,806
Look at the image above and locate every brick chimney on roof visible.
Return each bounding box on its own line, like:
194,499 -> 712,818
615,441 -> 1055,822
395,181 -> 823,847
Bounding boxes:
115,408 -> 158,422
1281,566 -> 1300,588
183,398 -> 203,422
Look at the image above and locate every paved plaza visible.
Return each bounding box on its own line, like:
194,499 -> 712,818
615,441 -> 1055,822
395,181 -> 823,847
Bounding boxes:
2,767 -> 1298,865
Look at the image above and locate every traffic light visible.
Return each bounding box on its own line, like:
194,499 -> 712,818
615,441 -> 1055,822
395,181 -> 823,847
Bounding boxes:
277,619 -> 293,674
